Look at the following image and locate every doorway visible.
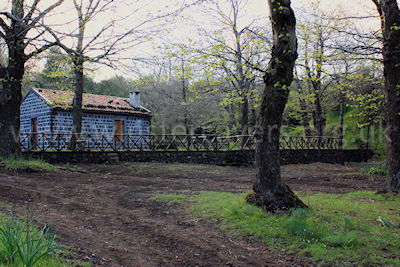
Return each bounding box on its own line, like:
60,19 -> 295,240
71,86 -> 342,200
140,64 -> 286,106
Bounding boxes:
114,120 -> 124,143
32,118 -> 38,149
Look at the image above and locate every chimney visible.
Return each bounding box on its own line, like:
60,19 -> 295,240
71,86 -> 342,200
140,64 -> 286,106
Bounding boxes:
129,91 -> 140,108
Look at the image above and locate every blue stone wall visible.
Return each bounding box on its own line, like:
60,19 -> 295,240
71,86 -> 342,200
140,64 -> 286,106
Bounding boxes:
20,91 -> 53,150
20,91 -> 52,133
52,111 -> 151,149
52,111 -> 150,135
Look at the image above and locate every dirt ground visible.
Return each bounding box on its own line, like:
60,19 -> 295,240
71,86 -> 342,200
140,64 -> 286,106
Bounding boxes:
0,162 -> 386,266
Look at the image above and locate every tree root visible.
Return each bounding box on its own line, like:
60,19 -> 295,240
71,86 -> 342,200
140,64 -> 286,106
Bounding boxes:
246,184 -> 307,213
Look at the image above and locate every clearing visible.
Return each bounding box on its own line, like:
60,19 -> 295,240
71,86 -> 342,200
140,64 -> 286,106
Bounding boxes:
0,161 -> 389,266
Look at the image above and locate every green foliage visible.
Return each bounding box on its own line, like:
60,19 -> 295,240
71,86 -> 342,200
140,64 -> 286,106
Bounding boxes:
0,156 -> 57,172
39,47 -> 74,91
0,216 -> 22,263
0,216 -> 56,267
362,161 -> 388,175
152,191 -> 400,265
0,214 -> 88,267
13,222 -> 58,267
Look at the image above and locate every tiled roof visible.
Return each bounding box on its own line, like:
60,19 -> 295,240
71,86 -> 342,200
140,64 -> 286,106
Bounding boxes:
32,88 -> 151,117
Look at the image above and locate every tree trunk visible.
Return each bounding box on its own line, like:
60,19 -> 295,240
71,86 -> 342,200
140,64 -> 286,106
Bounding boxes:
339,90 -> 345,148
240,95 -> 249,146
0,2 -> 25,157
0,63 -> 24,157
70,59 -> 84,149
250,107 -> 257,134
299,98 -> 312,136
312,90 -> 325,136
373,0 -> 400,191
246,0 -> 307,212
224,105 -> 237,134
240,95 -> 249,135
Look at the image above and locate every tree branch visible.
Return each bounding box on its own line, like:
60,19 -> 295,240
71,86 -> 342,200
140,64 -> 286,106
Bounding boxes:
28,0 -> 64,28
0,11 -> 23,22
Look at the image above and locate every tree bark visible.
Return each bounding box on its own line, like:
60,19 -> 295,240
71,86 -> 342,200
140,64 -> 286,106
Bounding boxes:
0,0 -> 62,157
0,61 -> 24,157
246,0 -> 307,212
0,2 -> 26,157
339,90 -> 345,148
70,58 -> 84,149
312,89 -> 325,136
299,98 -> 312,136
373,0 -> 400,191
240,95 -> 249,135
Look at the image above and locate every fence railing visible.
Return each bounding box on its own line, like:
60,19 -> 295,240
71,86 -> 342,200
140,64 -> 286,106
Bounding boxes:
19,132 -> 341,152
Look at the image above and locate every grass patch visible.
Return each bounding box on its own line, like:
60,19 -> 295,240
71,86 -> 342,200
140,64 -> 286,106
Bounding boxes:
0,156 -> 57,172
150,193 -> 189,204
125,162 -> 224,173
0,213 -> 88,267
152,190 -> 400,266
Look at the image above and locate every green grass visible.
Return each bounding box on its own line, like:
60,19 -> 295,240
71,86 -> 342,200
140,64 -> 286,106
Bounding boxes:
150,193 -> 189,203
0,156 -> 57,172
0,213 -> 89,267
125,162 -> 224,173
152,191 -> 400,266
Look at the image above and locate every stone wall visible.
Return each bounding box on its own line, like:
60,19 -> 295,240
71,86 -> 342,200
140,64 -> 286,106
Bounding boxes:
20,90 -> 52,133
52,111 -> 150,135
24,149 -> 374,166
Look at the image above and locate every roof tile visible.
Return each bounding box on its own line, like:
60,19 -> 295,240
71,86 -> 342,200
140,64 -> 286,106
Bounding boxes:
34,88 -> 150,117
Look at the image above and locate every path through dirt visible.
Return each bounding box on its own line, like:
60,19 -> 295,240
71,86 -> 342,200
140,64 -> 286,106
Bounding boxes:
0,162 -> 385,266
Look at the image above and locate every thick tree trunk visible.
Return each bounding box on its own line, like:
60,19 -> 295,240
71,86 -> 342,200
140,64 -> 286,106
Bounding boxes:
0,0 -> 62,157
70,59 -> 84,149
246,0 -> 307,212
0,64 -> 24,157
373,0 -> 400,191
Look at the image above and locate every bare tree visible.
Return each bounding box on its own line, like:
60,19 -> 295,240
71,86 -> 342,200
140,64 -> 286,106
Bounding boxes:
0,0 -> 63,157
51,0 -> 200,148
372,0 -> 400,191
246,0 -> 306,212
193,0 -> 270,135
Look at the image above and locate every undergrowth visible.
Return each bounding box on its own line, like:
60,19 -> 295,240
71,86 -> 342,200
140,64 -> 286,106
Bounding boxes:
0,156 -> 57,171
0,213 -> 88,267
362,161 -> 388,175
152,191 -> 400,266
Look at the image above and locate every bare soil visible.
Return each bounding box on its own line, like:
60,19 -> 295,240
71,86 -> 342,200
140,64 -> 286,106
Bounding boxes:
0,162 -> 385,266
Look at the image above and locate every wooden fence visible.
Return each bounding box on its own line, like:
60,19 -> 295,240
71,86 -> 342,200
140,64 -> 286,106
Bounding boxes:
19,132 -> 341,152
